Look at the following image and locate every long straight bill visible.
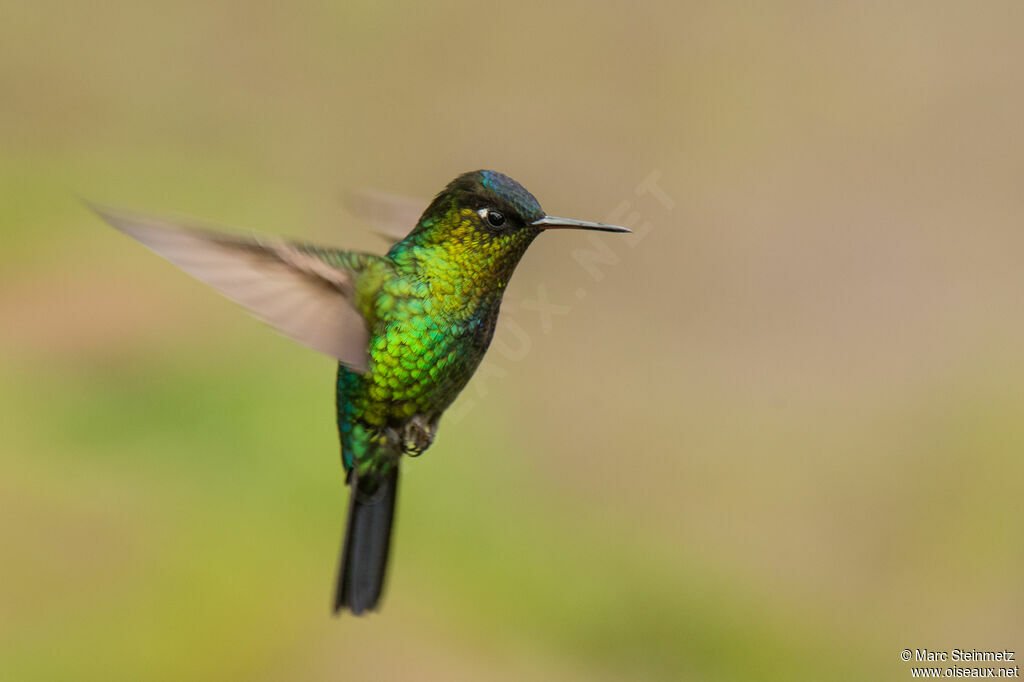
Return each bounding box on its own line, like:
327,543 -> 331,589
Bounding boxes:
531,216 -> 631,233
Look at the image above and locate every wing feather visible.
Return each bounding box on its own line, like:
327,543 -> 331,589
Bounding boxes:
341,188 -> 425,242
95,207 -> 371,372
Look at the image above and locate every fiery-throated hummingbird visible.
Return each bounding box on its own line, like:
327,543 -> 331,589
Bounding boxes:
96,170 -> 629,615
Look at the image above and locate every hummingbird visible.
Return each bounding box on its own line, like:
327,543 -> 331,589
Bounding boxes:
96,170 -> 629,615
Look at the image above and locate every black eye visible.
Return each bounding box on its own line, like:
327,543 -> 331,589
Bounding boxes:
486,210 -> 505,228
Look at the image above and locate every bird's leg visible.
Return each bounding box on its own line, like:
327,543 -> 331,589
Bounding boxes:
401,415 -> 438,457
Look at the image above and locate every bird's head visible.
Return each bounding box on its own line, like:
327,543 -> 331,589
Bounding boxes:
394,170 -> 628,281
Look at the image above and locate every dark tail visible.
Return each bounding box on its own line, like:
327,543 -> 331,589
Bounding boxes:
333,466 -> 399,615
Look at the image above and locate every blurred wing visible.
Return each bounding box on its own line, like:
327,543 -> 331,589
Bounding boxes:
95,207 -> 371,372
341,188 -> 425,243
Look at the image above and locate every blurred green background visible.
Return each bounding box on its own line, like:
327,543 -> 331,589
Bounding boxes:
2,2 -> 1022,680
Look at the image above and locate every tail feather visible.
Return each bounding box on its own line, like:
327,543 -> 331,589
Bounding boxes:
334,467 -> 399,615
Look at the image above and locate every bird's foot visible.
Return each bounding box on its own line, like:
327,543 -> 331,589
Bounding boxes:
401,415 -> 437,457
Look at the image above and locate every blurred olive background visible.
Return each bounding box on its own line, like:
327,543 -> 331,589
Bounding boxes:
3,2 -> 1023,680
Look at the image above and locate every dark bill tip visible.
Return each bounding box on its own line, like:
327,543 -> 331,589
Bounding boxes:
531,216 -> 631,233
